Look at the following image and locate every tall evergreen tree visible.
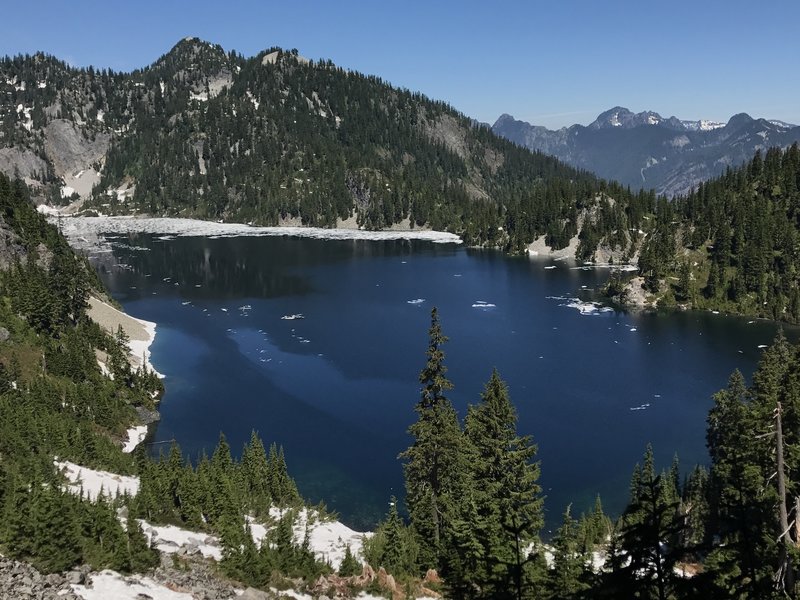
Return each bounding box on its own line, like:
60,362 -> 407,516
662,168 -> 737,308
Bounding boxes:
618,445 -> 682,600
401,307 -> 466,570
464,369 -> 544,600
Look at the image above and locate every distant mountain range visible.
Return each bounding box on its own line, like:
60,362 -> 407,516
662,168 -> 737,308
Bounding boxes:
492,107 -> 800,197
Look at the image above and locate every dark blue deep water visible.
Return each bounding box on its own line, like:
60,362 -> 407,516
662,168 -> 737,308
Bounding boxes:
94,233 -> 794,532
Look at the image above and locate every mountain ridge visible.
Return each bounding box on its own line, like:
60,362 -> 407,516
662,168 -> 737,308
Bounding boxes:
493,107 -> 800,197
0,38 -> 648,255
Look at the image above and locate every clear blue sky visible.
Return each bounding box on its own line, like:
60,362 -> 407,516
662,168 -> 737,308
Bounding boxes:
2,0 -> 798,129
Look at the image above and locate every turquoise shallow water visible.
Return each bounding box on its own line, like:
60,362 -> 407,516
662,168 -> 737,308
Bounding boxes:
94,232 -> 793,532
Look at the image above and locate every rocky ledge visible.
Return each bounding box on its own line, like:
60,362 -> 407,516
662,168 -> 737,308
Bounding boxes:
0,557 -> 83,600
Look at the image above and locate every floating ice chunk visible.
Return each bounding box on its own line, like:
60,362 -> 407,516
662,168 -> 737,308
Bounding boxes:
548,296 -> 613,315
472,301 -> 496,309
281,314 -> 304,320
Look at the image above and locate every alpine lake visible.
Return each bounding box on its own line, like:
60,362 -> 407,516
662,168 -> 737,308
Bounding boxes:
91,230 -> 796,533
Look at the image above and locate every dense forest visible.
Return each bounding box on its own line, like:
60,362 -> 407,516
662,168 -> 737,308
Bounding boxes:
631,143 -> 800,323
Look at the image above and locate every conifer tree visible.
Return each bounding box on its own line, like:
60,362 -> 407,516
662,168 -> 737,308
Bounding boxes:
547,505 -> 590,600
463,368 -> 543,599
339,544 -> 362,577
401,307 -> 465,570
619,445 -> 682,600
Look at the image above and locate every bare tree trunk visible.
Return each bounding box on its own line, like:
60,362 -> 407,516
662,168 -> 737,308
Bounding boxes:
776,402 -> 795,595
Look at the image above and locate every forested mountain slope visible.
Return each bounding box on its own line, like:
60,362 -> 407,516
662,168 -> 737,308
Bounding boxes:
0,38 -> 652,254
0,172 -> 163,572
628,144 -> 800,322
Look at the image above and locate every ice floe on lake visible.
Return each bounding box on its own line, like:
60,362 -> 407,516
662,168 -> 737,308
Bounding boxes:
472,300 -> 496,309
53,216 -> 463,252
281,313 -> 304,320
547,296 -> 614,315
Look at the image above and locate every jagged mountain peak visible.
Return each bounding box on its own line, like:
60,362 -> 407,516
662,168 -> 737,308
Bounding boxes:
589,107 -> 675,130
492,106 -> 800,197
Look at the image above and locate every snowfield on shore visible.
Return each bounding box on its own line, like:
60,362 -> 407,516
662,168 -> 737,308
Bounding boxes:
53,215 -> 463,248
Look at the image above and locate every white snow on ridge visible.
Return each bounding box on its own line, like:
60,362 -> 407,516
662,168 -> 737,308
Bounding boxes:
55,216 -> 463,246
37,204 -> 63,216
141,522 -> 222,561
261,508 -> 370,570
681,119 -> 725,131
55,460 -> 140,500
72,570 -> 194,600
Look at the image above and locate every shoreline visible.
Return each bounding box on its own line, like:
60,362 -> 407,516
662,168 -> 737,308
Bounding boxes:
86,296 -> 163,453
87,296 -> 163,379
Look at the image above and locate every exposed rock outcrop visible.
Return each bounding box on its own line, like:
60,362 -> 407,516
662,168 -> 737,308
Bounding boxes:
0,557 -> 82,600
43,120 -> 110,179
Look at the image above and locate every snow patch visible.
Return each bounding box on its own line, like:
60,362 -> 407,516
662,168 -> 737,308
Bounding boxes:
122,425 -> 148,453
55,460 -> 140,500
141,522 -> 222,560
72,570 -> 194,600
260,508 -> 370,570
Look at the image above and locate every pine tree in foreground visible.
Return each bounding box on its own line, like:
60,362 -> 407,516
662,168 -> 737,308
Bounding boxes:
401,307 -> 465,570
463,368 -> 544,600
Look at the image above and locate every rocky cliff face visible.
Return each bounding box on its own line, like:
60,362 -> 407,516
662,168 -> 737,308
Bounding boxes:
493,108 -> 800,197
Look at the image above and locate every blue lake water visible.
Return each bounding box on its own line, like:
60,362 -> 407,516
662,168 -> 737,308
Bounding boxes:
93,233 -> 792,532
